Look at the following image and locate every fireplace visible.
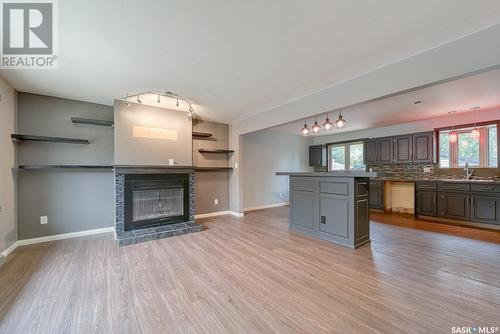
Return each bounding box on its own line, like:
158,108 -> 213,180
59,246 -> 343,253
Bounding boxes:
114,166 -> 200,246
125,174 -> 189,231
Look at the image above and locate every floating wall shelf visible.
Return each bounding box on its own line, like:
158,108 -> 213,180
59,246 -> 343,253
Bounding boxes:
11,134 -> 90,144
192,131 -> 212,138
195,166 -> 233,171
17,165 -> 113,170
71,117 -> 114,127
198,149 -> 234,153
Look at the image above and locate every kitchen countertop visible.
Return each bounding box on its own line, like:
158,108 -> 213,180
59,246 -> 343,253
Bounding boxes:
372,177 -> 500,184
276,171 -> 377,177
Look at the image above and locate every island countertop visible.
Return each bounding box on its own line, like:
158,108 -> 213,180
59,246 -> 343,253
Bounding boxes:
276,171 -> 378,177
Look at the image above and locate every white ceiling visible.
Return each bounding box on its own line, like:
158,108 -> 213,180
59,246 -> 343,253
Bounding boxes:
2,1 -> 500,123
271,68 -> 500,135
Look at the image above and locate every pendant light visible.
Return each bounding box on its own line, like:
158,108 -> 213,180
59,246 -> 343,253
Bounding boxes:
448,111 -> 458,143
300,120 -> 310,136
323,113 -> 333,131
470,107 -> 480,140
311,116 -> 321,134
335,110 -> 346,129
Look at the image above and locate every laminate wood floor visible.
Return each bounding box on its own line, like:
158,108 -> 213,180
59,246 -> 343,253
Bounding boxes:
1,207 -> 499,333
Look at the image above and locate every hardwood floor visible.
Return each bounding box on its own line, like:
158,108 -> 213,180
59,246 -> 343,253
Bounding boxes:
1,207 -> 499,333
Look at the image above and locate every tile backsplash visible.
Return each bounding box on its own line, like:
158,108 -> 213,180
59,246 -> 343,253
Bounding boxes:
367,163 -> 435,179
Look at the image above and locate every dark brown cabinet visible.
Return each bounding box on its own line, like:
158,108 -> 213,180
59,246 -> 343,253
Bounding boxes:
394,135 -> 412,163
416,191 -> 437,216
363,131 -> 434,165
471,195 -> 500,225
369,180 -> 384,210
377,137 -> 394,164
309,145 -> 326,167
412,132 -> 434,163
364,139 -> 378,164
438,192 -> 470,221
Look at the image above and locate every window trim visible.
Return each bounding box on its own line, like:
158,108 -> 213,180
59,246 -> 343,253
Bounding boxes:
327,140 -> 365,171
435,120 -> 500,173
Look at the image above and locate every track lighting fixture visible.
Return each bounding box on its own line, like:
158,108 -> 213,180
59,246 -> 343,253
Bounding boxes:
300,121 -> 310,136
122,94 -> 131,107
157,95 -> 161,103
176,98 -> 179,107
335,110 -> 346,129
137,95 -> 142,104
323,114 -> 333,131
121,91 -> 196,118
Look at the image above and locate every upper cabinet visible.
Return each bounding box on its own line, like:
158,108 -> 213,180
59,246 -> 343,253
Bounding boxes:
394,135 -> 412,163
412,132 -> 434,163
309,145 -> 327,167
364,139 -> 378,164
377,137 -> 394,164
364,131 -> 435,164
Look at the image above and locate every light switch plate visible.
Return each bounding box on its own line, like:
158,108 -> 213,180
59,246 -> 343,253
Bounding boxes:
214,199 -> 219,205
40,216 -> 48,224
423,167 -> 431,173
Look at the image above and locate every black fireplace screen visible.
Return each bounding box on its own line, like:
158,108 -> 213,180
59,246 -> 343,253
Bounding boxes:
132,188 -> 184,222
124,174 -> 189,231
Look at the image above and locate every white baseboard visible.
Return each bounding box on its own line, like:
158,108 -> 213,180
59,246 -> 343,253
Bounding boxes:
0,226 -> 114,261
195,211 -> 244,219
244,202 -> 289,212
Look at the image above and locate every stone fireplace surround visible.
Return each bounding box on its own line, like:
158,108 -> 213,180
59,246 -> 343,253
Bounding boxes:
114,166 -> 201,246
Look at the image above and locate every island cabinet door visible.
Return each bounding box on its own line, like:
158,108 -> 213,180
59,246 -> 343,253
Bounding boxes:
319,194 -> 349,238
291,191 -> 318,230
471,195 -> 500,225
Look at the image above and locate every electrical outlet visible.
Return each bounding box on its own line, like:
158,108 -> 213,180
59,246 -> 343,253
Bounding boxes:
40,216 -> 48,225
214,198 -> 219,205
234,163 -> 238,169
423,167 -> 431,173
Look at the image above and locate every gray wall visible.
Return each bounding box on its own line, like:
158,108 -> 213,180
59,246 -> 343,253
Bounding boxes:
17,93 -> 114,239
0,77 -> 17,253
114,100 -> 192,166
242,129 -> 312,209
193,120 -> 230,214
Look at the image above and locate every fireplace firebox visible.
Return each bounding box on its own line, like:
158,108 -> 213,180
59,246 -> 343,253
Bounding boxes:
124,174 -> 189,231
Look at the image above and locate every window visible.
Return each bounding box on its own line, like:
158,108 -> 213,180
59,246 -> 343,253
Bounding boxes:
438,124 -> 498,168
328,141 -> 365,171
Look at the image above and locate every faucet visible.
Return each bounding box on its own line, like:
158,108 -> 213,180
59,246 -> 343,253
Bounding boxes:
464,161 -> 474,180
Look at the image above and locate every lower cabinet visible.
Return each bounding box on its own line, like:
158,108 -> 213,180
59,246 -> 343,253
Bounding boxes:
319,194 -> 348,238
416,191 -> 437,217
291,191 -> 317,230
438,192 -> 470,221
471,195 -> 500,225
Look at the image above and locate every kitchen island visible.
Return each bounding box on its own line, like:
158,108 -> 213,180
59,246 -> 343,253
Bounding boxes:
276,171 -> 377,249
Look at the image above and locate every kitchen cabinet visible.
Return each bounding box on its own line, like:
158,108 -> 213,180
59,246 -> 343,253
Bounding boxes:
377,137 -> 394,164
363,131 -> 435,164
412,132 -> 434,163
369,180 -> 384,210
438,192 -> 470,221
309,145 -> 326,167
364,139 -> 378,164
394,135 -> 413,163
319,194 -> 349,237
471,195 -> 500,225
416,191 -> 437,216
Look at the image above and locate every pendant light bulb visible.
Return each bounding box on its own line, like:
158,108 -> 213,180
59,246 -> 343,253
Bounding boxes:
335,111 -> 346,129
323,114 -> 333,131
471,127 -> 480,140
311,118 -> 321,133
448,111 -> 457,143
300,121 -> 310,136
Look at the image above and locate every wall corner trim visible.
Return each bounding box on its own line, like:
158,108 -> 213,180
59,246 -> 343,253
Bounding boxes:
0,227 -> 114,261
243,202 -> 289,212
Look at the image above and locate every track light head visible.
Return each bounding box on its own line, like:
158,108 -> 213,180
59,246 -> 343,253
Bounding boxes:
137,95 -> 142,104
157,95 -> 161,103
